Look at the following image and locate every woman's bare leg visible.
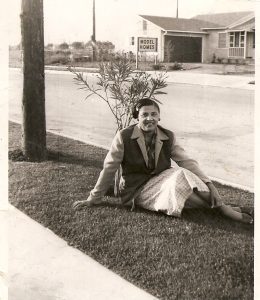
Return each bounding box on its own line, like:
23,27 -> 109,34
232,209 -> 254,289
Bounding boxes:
194,191 -> 253,217
185,192 -> 209,208
194,191 -> 214,206
185,192 -> 253,224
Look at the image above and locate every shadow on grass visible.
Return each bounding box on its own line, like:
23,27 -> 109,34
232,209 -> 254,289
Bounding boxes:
182,208 -> 253,234
9,149 -> 103,169
75,199 -> 253,235
47,150 -> 103,168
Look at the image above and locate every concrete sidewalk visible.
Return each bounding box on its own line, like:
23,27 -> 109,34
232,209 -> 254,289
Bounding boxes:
6,205 -> 157,300
148,70 -> 255,90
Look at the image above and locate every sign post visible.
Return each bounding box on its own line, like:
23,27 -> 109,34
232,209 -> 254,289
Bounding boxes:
136,37 -> 158,70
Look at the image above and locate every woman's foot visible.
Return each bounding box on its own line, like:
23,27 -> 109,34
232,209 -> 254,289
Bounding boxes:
241,213 -> 254,224
231,206 -> 254,217
218,205 -> 254,224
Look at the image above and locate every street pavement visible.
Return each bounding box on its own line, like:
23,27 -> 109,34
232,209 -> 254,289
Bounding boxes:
6,66 -> 255,300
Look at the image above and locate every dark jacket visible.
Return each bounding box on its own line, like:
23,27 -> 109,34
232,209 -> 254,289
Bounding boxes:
119,124 -> 173,203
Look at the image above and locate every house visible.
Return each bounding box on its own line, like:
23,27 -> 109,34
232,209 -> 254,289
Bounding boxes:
129,11 -> 255,63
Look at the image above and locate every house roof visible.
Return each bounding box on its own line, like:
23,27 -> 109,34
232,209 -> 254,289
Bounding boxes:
139,15 -> 221,32
192,11 -> 254,27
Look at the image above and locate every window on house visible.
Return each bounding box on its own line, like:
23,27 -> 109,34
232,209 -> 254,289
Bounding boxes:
143,20 -> 147,33
253,32 -> 255,48
130,37 -> 135,46
229,31 -> 245,47
218,33 -> 226,48
240,32 -> 245,47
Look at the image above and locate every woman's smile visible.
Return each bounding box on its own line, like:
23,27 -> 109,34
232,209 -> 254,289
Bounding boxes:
138,105 -> 160,132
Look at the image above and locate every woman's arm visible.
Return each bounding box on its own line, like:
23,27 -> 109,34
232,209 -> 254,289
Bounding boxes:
73,131 -> 124,209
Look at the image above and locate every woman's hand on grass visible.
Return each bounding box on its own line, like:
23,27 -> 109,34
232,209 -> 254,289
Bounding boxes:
73,195 -> 104,210
72,199 -> 95,210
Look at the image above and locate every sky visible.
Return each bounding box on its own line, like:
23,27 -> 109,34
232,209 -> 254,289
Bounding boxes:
7,0 -> 256,49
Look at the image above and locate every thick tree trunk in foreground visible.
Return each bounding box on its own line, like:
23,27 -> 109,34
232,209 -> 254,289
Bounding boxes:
21,0 -> 47,161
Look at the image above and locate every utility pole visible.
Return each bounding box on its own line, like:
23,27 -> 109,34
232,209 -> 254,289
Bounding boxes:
91,0 -> 96,61
92,0 -> 96,43
176,0 -> 179,18
20,0 -> 47,161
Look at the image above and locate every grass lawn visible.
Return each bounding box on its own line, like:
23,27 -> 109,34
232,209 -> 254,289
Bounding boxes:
9,121 -> 254,300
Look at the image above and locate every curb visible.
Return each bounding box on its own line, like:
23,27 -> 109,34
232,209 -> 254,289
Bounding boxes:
208,176 -> 254,193
45,65 -> 100,73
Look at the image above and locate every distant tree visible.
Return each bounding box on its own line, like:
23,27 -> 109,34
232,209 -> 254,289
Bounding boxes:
45,43 -> 54,50
21,0 -> 46,161
95,41 -> 115,61
59,42 -> 69,50
71,41 -> 85,50
85,40 -> 115,61
85,40 -> 93,47
96,41 -> 115,52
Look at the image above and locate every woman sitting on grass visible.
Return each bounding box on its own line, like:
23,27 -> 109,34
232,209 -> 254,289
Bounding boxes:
73,98 -> 253,224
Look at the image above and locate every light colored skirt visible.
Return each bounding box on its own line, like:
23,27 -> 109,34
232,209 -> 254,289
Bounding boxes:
135,165 -> 210,217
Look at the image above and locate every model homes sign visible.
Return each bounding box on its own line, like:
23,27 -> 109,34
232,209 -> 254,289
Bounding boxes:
138,37 -> 158,52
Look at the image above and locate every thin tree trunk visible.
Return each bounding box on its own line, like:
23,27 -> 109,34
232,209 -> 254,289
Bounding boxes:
21,0 -> 47,161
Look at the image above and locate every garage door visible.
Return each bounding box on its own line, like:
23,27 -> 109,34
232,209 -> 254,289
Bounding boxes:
164,36 -> 202,63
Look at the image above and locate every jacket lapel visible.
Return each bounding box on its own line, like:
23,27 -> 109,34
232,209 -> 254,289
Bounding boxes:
131,125 -> 148,167
155,127 -> 169,168
136,138 -> 149,167
155,139 -> 163,168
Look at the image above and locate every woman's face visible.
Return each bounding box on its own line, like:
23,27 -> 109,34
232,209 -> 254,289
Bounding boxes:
138,105 -> 160,133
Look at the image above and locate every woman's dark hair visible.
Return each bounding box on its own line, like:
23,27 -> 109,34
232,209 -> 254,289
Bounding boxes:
132,98 -> 160,119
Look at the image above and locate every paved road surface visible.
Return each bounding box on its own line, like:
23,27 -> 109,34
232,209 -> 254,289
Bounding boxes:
9,68 -> 254,188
